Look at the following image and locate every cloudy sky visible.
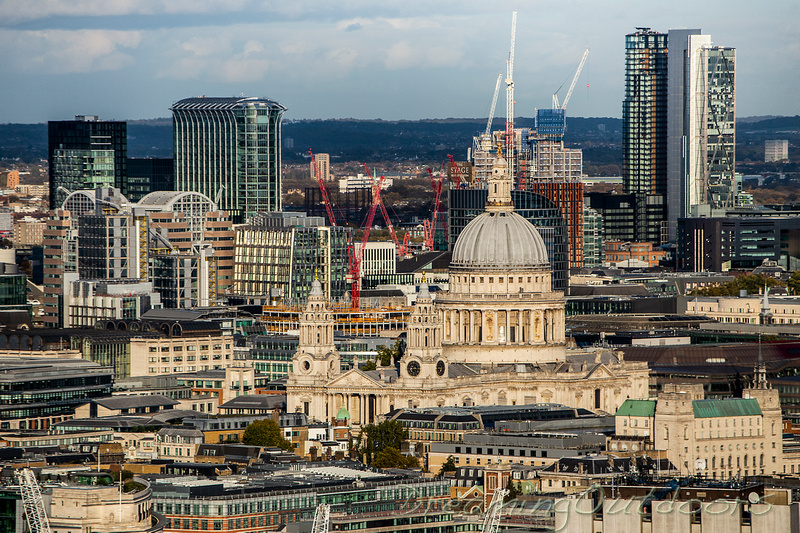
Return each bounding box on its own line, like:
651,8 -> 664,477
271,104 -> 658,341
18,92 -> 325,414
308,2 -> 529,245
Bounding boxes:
0,0 -> 797,123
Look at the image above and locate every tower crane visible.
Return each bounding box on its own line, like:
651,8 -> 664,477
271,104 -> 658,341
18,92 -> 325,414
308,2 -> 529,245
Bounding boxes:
310,150 -> 337,226
425,167 -> 448,250
505,10 -> 517,180
16,468 -> 52,533
482,488 -> 508,533
346,173 -> 385,309
485,73 -> 504,137
552,47 -> 590,110
362,164 -> 406,257
311,503 -> 330,533
446,154 -> 466,188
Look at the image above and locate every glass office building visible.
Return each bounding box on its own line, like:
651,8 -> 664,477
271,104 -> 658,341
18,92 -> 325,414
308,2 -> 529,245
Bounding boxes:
172,97 -> 286,223
623,29 -> 668,197
48,116 -> 127,209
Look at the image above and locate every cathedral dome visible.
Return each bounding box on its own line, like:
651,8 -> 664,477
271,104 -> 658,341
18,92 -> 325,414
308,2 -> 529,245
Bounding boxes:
451,210 -> 549,269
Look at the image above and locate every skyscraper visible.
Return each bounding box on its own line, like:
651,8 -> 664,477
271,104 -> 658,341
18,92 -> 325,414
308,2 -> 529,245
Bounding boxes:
667,29 -> 736,240
47,115 -> 127,209
623,29 -> 668,196
171,96 -> 286,223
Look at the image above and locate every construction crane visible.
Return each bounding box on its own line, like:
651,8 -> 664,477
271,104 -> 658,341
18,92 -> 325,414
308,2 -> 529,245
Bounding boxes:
346,173 -> 385,309
16,468 -> 52,533
552,47 -> 590,110
446,154 -> 466,188
505,10 -> 517,180
310,150 -> 337,226
311,503 -> 330,533
485,73 -> 503,137
362,164 -> 406,257
425,167 -> 448,250
481,488 -> 508,533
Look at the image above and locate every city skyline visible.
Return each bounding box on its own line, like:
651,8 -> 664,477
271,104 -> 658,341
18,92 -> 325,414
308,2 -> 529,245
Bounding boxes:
0,0 -> 797,124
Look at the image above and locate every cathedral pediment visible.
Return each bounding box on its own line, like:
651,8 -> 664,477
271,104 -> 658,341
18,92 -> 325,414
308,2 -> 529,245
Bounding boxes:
326,369 -> 385,389
584,364 -> 615,380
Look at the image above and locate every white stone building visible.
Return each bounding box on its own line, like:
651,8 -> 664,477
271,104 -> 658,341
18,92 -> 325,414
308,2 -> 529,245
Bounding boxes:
286,156 -> 649,423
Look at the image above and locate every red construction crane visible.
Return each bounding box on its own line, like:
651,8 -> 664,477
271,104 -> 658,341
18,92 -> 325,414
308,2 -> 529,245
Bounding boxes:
309,150 -> 336,226
426,167 -> 449,249
347,174 -> 385,309
446,154 -> 466,188
362,164 -> 407,257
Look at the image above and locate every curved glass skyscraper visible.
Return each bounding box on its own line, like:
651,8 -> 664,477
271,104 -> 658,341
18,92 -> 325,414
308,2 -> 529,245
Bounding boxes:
171,96 -> 286,223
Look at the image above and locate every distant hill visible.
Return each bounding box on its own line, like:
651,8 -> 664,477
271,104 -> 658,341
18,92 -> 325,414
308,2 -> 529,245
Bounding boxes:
0,115 -> 795,166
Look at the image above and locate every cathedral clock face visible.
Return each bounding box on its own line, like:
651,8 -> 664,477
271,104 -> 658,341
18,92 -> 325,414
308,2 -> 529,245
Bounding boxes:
436,360 -> 446,377
407,360 -> 421,377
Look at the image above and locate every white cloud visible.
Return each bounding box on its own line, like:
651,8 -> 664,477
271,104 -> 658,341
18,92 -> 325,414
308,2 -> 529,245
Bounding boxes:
0,29 -> 141,73
0,0 -> 254,23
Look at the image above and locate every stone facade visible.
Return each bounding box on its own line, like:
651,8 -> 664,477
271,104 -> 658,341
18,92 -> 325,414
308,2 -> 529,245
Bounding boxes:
287,156 -> 648,424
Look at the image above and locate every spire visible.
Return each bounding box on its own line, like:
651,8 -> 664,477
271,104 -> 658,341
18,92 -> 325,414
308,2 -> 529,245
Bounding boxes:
486,150 -> 513,213
760,285 -> 773,325
309,268 -> 323,298
418,273 -> 430,300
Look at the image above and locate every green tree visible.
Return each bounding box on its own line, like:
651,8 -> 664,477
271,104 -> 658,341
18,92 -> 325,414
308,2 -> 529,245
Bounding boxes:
376,338 -> 405,366
691,273 -> 783,297
242,419 -> 293,451
357,420 -> 408,465
504,476 -> 520,503
438,455 -> 457,477
788,271 -> 800,295
371,447 -> 420,469
361,359 -> 377,371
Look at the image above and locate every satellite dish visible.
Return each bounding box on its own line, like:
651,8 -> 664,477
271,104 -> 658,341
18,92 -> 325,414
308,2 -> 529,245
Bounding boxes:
695,459 -> 706,471
748,492 -> 760,504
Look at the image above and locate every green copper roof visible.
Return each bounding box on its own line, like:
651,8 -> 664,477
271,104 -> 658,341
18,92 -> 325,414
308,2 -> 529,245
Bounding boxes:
692,398 -> 762,418
335,406 -> 351,420
615,399 -> 656,418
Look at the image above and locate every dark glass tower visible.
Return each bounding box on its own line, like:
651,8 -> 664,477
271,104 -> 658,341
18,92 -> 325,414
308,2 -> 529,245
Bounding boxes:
171,96 -> 286,223
623,29 -> 668,196
47,116 -> 127,209
126,157 -> 174,202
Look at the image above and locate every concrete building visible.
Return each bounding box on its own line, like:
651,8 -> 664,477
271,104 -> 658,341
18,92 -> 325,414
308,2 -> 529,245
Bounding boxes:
765,139 -> 789,162
12,217 -> 45,247
357,241 -> 396,281
4,170 -> 19,189
556,483 -> 798,533
171,96 -> 286,223
66,279 -> 162,327
338,173 -> 393,193
42,188 -> 234,326
48,115 -> 127,208
310,152 -> 331,181
615,382 -> 783,478
428,431 -> 606,473
48,471 -> 164,533
156,427 -> 204,461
